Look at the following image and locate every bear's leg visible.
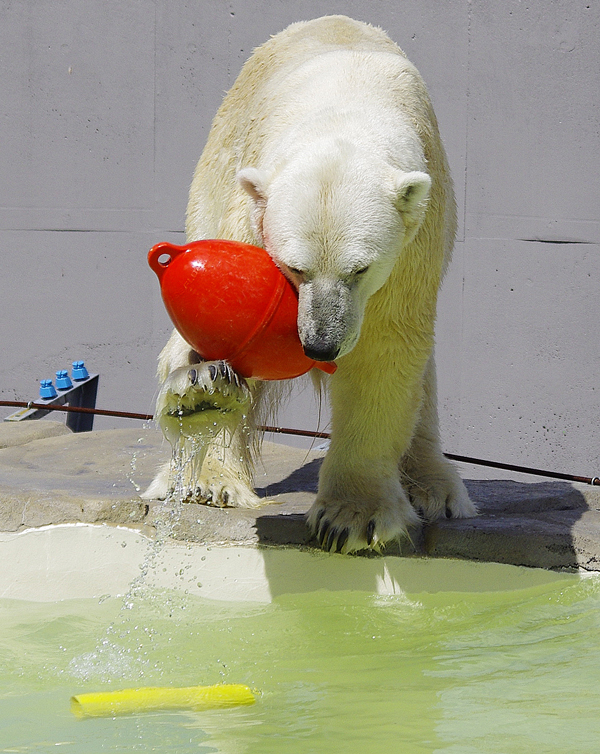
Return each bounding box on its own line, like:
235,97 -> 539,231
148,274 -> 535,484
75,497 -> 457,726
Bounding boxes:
307,353 -> 424,553
142,331 -> 264,508
401,356 -> 477,520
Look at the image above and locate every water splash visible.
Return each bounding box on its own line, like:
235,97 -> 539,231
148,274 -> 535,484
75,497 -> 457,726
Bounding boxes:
69,408 -> 242,683
126,419 -> 159,494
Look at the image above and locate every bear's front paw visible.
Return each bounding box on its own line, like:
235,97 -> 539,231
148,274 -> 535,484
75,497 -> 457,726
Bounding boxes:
156,361 -> 251,441
307,488 -> 420,554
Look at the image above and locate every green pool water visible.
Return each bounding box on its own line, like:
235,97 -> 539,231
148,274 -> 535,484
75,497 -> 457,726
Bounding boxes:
1,551 -> 599,753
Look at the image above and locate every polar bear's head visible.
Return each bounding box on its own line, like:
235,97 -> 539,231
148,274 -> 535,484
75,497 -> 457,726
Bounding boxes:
238,149 -> 430,361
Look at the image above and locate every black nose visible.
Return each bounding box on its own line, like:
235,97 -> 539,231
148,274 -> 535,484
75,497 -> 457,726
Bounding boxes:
303,344 -> 340,362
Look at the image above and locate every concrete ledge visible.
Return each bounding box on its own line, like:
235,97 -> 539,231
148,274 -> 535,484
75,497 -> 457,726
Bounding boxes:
1,421 -> 599,570
0,418 -> 71,448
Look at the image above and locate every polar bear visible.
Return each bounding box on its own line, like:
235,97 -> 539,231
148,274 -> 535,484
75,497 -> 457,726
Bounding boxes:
143,15 -> 477,552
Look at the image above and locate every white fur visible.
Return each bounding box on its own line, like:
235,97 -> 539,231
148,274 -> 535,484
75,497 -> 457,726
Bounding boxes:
145,16 -> 476,551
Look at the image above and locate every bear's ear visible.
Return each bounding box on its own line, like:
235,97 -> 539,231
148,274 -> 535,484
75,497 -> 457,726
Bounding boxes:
238,167 -> 268,203
393,170 -> 432,238
238,167 -> 269,241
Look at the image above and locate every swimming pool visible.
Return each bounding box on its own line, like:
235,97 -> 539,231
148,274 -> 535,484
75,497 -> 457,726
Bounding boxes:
1,525 -> 598,753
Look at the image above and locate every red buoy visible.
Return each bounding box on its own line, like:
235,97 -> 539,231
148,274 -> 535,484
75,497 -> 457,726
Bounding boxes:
148,240 -> 337,381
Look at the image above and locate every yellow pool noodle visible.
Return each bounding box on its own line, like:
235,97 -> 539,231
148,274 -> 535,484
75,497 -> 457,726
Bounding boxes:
71,683 -> 256,718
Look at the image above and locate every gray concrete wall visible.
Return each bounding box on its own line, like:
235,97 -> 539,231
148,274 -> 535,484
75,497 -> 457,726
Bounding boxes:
1,1 -> 598,480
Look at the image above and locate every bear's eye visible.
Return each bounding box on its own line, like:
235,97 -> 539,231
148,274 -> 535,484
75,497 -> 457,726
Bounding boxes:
352,266 -> 369,278
286,266 -> 306,280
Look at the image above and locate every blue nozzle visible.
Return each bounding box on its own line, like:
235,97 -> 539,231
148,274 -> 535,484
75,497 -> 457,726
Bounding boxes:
40,380 -> 58,400
72,361 -> 89,381
55,370 -> 73,390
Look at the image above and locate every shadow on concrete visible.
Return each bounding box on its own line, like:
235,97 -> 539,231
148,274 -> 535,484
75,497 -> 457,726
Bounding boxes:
427,479 -> 595,570
254,457 -> 322,498
464,479 -> 589,516
254,468 -> 598,571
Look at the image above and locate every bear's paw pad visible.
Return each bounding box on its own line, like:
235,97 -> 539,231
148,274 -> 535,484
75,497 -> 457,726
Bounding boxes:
158,361 -> 250,421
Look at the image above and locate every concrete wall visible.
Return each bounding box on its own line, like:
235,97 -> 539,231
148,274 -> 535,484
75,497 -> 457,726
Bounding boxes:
1,1 -> 598,479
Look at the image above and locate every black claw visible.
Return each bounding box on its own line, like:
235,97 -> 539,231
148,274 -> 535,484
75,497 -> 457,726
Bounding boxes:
315,509 -> 326,524
445,506 -> 453,519
313,510 -> 325,534
335,528 -> 349,553
219,361 -> 229,379
317,525 -> 327,547
325,527 -> 337,552
317,520 -> 330,547
366,519 -> 376,546
312,509 -> 330,546
188,368 -> 198,385
208,364 -> 218,381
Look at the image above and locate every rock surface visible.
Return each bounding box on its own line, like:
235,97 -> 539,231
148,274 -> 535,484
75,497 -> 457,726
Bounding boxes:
1,420 -> 599,570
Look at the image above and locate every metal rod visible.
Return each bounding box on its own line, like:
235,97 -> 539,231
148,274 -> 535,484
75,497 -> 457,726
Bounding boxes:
260,424 -> 331,440
0,400 -> 153,422
442,452 -> 598,486
1,400 -> 598,486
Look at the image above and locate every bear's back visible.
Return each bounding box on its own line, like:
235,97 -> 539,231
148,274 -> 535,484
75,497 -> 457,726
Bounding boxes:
224,16 -> 406,110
